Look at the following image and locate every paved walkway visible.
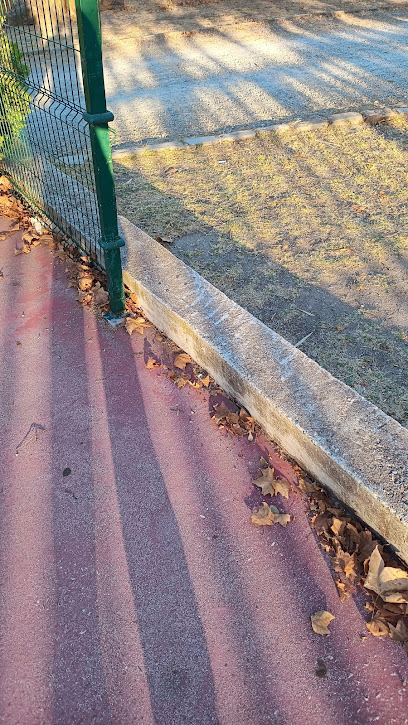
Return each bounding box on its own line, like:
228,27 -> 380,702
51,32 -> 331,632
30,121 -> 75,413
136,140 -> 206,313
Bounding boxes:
104,9 -> 408,147
0,219 -> 407,724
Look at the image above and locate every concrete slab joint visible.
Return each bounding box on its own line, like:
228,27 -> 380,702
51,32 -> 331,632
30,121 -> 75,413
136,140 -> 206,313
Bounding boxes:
119,216 -> 408,564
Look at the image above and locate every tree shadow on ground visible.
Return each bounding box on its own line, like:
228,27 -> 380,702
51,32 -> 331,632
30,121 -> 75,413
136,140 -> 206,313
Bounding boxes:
1,225 -> 407,723
114,158 -> 408,426
101,0 -> 408,43
102,10 -> 408,148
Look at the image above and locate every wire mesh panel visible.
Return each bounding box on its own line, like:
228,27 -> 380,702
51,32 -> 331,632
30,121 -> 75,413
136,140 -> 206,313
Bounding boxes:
0,0 -> 103,264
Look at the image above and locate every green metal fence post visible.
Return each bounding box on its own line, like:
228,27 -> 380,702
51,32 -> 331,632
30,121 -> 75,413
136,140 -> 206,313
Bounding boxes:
74,0 -> 125,315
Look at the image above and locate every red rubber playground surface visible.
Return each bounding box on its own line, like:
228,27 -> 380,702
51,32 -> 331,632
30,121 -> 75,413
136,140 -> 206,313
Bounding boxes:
0,217 -> 407,725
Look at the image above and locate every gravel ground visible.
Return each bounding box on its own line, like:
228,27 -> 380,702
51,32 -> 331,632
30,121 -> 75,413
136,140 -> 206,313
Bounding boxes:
101,0 -> 408,39
104,10 -> 408,147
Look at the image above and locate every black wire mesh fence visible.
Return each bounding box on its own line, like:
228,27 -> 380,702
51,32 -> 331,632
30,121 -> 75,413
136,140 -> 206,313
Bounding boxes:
0,0 -> 104,264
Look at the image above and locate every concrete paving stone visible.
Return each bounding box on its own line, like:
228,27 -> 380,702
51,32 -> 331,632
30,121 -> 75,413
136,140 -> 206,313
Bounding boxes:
269,123 -> 292,134
328,112 -> 364,126
112,146 -> 146,158
112,141 -> 185,159
219,129 -> 256,141
294,120 -> 328,132
310,120 -> 329,129
293,121 -> 315,132
146,141 -> 186,151
184,135 -> 220,146
254,125 -> 276,134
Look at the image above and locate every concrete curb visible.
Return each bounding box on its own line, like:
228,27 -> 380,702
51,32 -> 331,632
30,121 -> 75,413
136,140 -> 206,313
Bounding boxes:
119,215 -> 408,563
111,107 -> 408,159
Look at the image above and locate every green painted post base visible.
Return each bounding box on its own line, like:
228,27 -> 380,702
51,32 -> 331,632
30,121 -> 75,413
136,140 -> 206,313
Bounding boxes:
104,247 -> 125,314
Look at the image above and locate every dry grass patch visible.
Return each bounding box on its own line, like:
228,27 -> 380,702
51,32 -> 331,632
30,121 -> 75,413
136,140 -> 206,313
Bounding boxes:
115,117 -> 408,426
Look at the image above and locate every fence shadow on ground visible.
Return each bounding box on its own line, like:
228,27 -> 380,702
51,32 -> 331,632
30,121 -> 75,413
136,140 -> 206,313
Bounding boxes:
0,228 -> 407,723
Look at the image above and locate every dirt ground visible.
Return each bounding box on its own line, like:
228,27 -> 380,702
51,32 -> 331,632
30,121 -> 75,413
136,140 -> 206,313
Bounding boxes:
115,117 -> 408,427
102,0 -> 408,39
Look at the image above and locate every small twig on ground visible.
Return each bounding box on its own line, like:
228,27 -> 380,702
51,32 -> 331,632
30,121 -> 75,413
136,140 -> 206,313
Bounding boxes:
294,307 -> 315,317
15,423 -> 46,455
294,330 -> 315,348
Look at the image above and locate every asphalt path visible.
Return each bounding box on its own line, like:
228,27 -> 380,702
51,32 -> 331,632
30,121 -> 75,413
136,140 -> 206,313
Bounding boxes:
102,10 -> 408,146
1,218 -> 408,724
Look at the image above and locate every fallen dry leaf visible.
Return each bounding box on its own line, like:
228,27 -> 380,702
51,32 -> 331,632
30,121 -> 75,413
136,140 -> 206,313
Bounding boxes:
175,376 -> 188,388
364,546 -> 408,604
312,513 -> 330,536
358,530 -> 378,563
252,467 -> 275,496
336,580 -> 353,601
388,618 -> 408,643
201,374 -> 210,387
77,290 -> 92,304
333,549 -> 360,583
251,502 -> 291,528
14,242 -> 30,255
251,502 -> 274,526
252,466 -> 291,498
213,402 -> 231,423
174,352 -> 192,370
273,512 -> 291,527
298,477 -> 319,494
146,357 -> 160,369
21,231 -> 38,244
0,231 -> 12,242
77,273 -> 94,291
92,284 -> 109,306
125,316 -> 150,335
311,610 -> 335,635
273,478 -> 291,499
40,234 -> 55,246
366,615 -> 389,637
0,175 -> 12,191
331,518 -> 345,537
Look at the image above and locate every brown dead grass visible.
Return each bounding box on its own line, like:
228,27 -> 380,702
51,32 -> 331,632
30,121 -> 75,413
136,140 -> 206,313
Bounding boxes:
115,116 -> 408,426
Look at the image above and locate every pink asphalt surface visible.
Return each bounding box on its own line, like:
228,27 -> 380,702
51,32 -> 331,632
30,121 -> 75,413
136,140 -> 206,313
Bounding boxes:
0,218 -> 407,725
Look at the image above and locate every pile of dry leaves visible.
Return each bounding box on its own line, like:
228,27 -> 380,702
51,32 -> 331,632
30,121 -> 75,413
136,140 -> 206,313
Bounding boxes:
302,477 -> 408,646
211,402 -> 257,440
125,313 -> 220,391
250,453 -> 408,648
0,176 -> 111,310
